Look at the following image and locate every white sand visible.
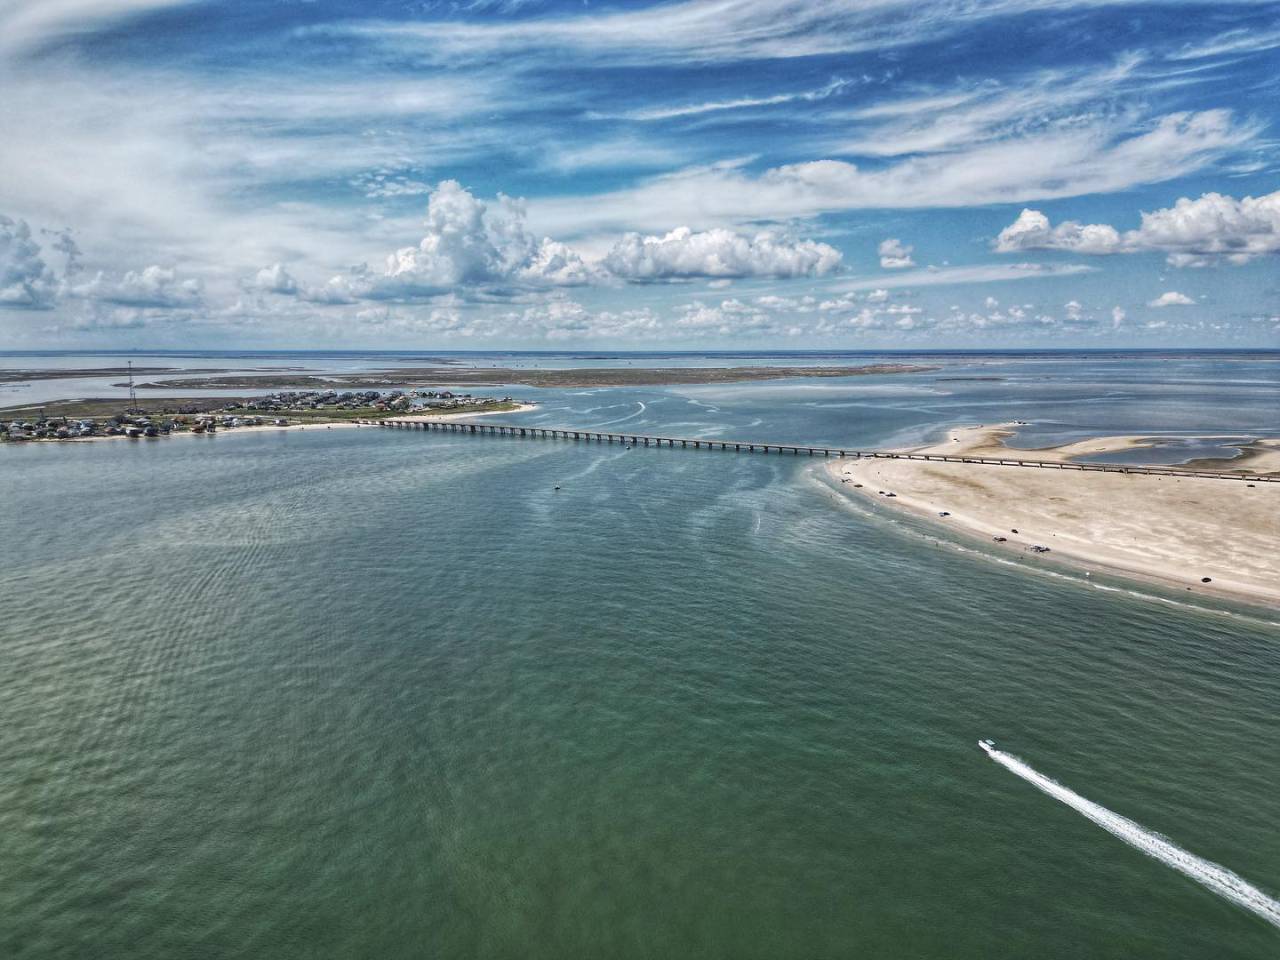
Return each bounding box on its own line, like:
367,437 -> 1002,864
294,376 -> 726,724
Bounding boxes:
831,424 -> 1280,607
392,402 -> 538,423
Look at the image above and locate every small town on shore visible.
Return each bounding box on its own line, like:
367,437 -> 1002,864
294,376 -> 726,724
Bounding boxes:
1,388 -> 520,442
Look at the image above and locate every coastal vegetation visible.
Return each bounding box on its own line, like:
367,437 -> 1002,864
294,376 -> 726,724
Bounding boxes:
131,363 -> 938,391
0,390 -> 525,442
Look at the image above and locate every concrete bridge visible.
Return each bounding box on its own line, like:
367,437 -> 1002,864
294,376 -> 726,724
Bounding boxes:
361,418 -> 1278,483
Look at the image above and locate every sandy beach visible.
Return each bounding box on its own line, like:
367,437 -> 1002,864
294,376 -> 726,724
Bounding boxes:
391,402 -> 538,423
831,423 -> 1280,607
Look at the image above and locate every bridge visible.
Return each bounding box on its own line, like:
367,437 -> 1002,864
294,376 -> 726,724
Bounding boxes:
361,418 -> 1278,483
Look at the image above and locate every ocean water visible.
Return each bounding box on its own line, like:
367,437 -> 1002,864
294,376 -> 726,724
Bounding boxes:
2,352 -> 1279,958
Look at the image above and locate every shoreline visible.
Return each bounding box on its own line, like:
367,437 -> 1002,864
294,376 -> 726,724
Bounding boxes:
389,403 -> 538,424
128,363 -> 938,391
829,423 -> 1280,609
4,403 -> 539,446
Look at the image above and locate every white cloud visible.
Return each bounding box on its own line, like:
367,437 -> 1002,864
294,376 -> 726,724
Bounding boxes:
71,265 -> 203,307
0,215 -> 58,309
675,298 -> 778,335
995,209 -> 1123,255
994,189 -> 1280,266
368,180 -> 598,296
294,185 -> 842,302
836,56 -> 1143,159
2,213 -> 207,313
320,0 -> 955,67
539,138 -> 681,173
1169,26 -> 1280,61
1148,290 -> 1194,307
603,226 -> 841,280
1,0 -> 194,55
529,110 -> 1254,238
298,267 -> 375,305
387,181 -> 530,287
832,262 -> 1093,293
878,238 -> 915,269
1111,306 -> 1127,327
1137,191 -> 1280,267
517,300 -> 662,341
352,174 -> 433,199
328,1 -> 1278,71
253,263 -> 298,295
604,77 -> 853,121
67,303 -> 197,331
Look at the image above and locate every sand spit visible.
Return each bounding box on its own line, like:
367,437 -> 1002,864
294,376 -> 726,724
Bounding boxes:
831,423 -> 1280,607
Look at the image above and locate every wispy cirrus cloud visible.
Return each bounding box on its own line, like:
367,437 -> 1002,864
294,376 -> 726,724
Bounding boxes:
595,77 -> 855,122
0,0 -> 196,55
3,0 -> 1278,347
311,0 -> 1280,68
528,110 -> 1257,237
832,57 -> 1144,158
1168,24 -> 1280,61
830,262 -> 1095,293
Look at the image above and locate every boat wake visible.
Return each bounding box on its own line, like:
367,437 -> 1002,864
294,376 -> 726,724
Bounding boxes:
978,740 -> 1280,929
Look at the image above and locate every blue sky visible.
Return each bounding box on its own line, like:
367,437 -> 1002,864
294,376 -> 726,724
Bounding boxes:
1,0 -> 1277,348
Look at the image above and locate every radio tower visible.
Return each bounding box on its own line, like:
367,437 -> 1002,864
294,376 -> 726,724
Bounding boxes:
127,360 -> 139,414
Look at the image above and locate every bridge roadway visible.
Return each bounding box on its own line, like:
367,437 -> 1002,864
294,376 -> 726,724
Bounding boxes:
362,418 -> 1278,483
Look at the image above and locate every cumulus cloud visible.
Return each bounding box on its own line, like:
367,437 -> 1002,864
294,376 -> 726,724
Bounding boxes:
1137,191 -> 1280,267
290,183 -> 847,305
515,300 -> 662,341
288,181 -> 604,304
67,303 -> 196,331
877,238 -> 915,269
253,263 -> 298,294
994,209 -> 1123,255
71,265 -> 203,308
603,226 -> 841,280
382,180 -> 597,292
0,215 -> 58,309
2,213 -> 207,314
994,189 -> 1280,266
1148,290 -> 1194,307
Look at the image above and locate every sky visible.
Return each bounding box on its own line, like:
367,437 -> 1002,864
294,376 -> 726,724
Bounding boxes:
0,0 -> 1278,350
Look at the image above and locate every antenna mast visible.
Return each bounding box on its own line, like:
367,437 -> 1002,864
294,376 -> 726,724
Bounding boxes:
127,360 -> 139,413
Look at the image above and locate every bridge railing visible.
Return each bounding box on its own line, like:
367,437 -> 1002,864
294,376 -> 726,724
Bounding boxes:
356,418 -> 1278,483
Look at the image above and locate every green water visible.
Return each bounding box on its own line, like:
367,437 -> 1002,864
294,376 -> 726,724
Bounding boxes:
3,367 -> 1279,957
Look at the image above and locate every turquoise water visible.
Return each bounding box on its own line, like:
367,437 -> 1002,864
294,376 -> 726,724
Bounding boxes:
2,354 -> 1279,958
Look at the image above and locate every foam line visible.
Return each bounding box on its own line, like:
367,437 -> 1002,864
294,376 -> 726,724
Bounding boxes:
979,740 -> 1280,929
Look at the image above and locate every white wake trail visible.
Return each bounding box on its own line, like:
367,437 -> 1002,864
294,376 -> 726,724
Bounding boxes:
980,741 -> 1280,929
